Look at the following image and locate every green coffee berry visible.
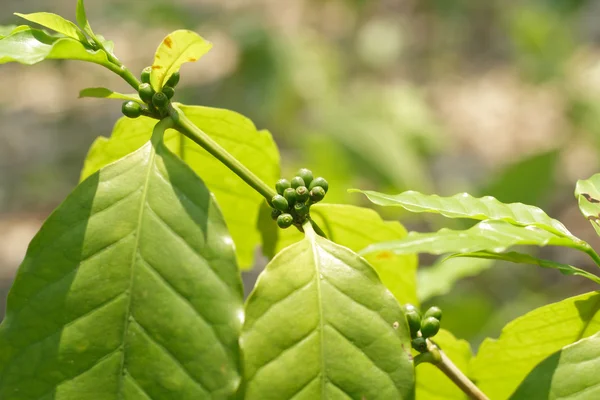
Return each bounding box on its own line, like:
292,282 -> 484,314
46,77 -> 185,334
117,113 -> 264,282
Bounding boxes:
121,101 -> 142,118
411,337 -> 427,353
152,92 -> 169,108
424,306 -> 442,322
166,71 -> 180,88
403,304 -> 418,313
309,177 -> 328,193
405,311 -> 421,339
291,176 -> 305,189
420,316 -> 440,339
294,202 -> 309,217
297,168 -> 314,186
283,188 -> 297,205
271,209 -> 282,220
138,83 -> 155,104
277,213 -> 293,228
296,186 -> 309,203
309,186 -> 326,202
271,195 -> 289,212
276,179 -> 291,195
162,85 -> 175,99
140,66 -> 152,84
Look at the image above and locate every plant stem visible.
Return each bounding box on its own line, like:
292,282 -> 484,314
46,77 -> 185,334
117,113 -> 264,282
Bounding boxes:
90,35 -> 141,91
582,244 -> 600,269
168,105 -> 277,202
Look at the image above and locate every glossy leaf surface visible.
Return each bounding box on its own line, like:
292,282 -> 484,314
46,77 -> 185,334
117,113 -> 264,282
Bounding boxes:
575,173 -> 600,236
0,120 -> 244,399
510,332 -> 600,399
14,12 -> 88,43
471,291 -> 600,399
274,204 -> 419,305
150,30 -> 212,91
80,105 -> 280,269
241,223 -> 415,399
79,87 -> 141,102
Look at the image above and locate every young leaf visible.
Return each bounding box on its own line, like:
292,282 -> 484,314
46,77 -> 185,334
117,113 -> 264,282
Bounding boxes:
360,220 -> 581,256
14,12 -> 89,44
150,30 -> 212,91
510,332 -> 600,399
0,26 -> 110,66
0,25 -> 18,38
76,0 -> 94,38
471,291 -> 600,399
80,105 -> 280,269
575,172 -> 600,236
351,189 -> 575,239
416,329 -> 472,400
79,87 -> 141,103
274,204 -> 419,305
0,119 -> 244,399
241,222 -> 415,399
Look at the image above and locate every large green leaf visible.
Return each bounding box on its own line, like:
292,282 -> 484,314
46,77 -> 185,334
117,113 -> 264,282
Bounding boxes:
80,105 -> 280,269
241,222 -> 415,399
0,119 -> 244,399
351,189 -> 574,238
14,12 -> 89,44
0,26 -> 110,66
471,291 -> 600,399
274,204 -> 419,306
510,332 -> 600,399
416,329 -> 472,400
150,30 -> 212,91
361,220 -> 580,256
0,25 -> 18,38
575,173 -> 600,236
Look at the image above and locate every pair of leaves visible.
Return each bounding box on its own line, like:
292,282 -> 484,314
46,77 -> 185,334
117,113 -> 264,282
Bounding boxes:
0,120 -> 244,398
241,222 -> 415,399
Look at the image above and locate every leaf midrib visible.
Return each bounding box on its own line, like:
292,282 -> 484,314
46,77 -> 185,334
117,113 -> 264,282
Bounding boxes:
308,232 -> 327,398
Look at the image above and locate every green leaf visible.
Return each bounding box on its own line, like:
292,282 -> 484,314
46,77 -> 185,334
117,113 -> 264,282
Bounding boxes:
14,12 -> 89,44
0,119 -> 244,398
274,204 -> 419,306
575,173 -> 600,236
76,0 -> 94,38
361,220 -> 581,256
79,87 -> 142,103
449,251 -> 600,284
416,329 -> 472,400
351,189 -> 574,239
510,331 -> 600,399
0,25 -> 18,39
80,105 -> 280,269
0,26 -> 110,66
417,257 -> 493,302
471,291 -> 600,399
150,30 -> 212,91
241,222 -> 415,399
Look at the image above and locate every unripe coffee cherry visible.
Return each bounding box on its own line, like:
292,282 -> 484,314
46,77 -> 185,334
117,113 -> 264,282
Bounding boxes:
309,177 -> 328,193
277,213 -> 293,228
297,168 -> 314,186
166,71 -> 180,88
140,66 -> 152,84
162,85 -> 175,99
296,186 -> 309,203
420,317 -> 440,339
121,101 -> 142,118
271,209 -> 282,220
294,203 -> 309,217
271,195 -> 289,212
152,92 -> 169,108
309,186 -> 326,202
291,176 -> 305,189
276,179 -> 291,195
405,311 -> 421,339
412,337 -> 427,353
283,188 -> 297,205
424,306 -> 442,322
138,83 -> 155,104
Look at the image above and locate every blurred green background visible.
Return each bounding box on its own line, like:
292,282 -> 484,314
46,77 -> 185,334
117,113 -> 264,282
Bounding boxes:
2,0 -> 600,350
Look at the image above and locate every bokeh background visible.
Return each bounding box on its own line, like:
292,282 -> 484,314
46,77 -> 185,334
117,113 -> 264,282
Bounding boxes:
2,0 -> 600,350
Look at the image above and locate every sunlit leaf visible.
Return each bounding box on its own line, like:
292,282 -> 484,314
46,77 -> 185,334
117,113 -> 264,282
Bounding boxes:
150,30 -> 212,91
274,204 -> 419,305
80,105 -> 280,269
471,291 -> 600,399
575,172 -> 600,236
14,12 -> 89,44
76,0 -> 94,38
0,25 -> 18,39
79,87 -> 141,103
510,332 -> 600,399
241,222 -> 415,399
0,120 -> 244,398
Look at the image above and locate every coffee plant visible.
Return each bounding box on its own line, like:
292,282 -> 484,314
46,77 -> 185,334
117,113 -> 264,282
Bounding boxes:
0,2 -> 599,399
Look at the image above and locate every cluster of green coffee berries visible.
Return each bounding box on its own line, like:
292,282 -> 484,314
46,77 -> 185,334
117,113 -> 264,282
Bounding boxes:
403,304 -> 442,352
121,67 -> 181,119
270,168 -> 328,229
